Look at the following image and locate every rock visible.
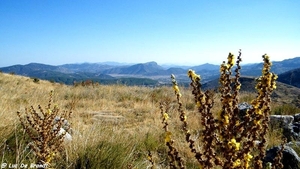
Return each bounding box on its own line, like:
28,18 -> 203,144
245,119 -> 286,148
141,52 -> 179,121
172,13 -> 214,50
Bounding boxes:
269,115 -> 294,128
54,116 -> 71,130
294,113 -> 300,122
269,115 -> 300,142
58,128 -> 72,141
238,102 -> 252,120
54,116 -> 72,141
264,145 -> 300,169
287,141 -> 300,147
237,104 -> 300,142
238,102 -> 252,113
283,123 -> 300,142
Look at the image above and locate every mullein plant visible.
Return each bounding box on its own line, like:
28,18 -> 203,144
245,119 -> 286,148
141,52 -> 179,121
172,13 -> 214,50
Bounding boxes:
155,50 -> 282,169
160,101 -> 185,169
17,90 -> 72,167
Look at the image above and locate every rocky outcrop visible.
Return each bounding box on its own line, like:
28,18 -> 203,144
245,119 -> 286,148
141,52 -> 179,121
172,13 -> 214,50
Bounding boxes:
237,103 -> 300,168
264,145 -> 300,169
269,114 -> 300,142
237,102 -> 300,142
269,115 -> 294,128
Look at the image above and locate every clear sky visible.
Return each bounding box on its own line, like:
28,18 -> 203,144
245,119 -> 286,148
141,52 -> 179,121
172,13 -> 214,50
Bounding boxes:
0,0 -> 299,67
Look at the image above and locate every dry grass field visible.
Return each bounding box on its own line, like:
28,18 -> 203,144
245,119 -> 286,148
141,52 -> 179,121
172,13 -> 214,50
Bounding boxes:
0,62 -> 299,169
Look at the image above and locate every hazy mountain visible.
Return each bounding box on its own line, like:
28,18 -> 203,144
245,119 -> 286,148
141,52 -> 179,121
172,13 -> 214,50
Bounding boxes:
165,67 -> 186,75
191,63 -> 220,71
272,57 -> 300,72
0,63 -> 66,75
0,63 -> 160,86
241,57 -> 300,76
60,63 -> 116,73
0,63 -> 114,85
96,61 -> 132,66
1,56 -> 300,86
160,64 -> 191,69
102,61 -> 164,75
59,61 -> 135,73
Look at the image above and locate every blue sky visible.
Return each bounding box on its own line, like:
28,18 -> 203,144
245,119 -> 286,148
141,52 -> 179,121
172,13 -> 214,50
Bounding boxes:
0,0 -> 299,67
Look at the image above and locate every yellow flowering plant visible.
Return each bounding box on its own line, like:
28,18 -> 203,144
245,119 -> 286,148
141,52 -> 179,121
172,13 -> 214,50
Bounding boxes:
17,91 -> 73,167
152,50 -> 283,169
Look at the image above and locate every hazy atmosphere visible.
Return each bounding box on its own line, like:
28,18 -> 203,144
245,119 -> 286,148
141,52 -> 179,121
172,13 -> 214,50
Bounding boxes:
1,0 -> 299,67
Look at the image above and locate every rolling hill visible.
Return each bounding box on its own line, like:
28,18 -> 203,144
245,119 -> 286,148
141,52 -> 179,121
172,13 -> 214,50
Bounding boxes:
1,57 -> 300,86
277,68 -> 300,88
202,76 -> 300,106
102,61 -> 165,75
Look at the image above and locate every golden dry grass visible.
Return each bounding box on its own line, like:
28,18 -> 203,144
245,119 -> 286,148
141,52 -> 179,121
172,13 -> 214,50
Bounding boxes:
0,72 -> 168,168
0,71 -> 291,168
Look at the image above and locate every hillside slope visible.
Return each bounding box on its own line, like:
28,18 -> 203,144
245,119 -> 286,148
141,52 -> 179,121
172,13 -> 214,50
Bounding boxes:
1,72 -> 299,168
202,76 -> 300,106
277,68 -> 300,88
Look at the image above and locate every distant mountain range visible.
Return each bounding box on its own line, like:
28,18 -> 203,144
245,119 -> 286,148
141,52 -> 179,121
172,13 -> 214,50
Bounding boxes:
1,57 -> 300,87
